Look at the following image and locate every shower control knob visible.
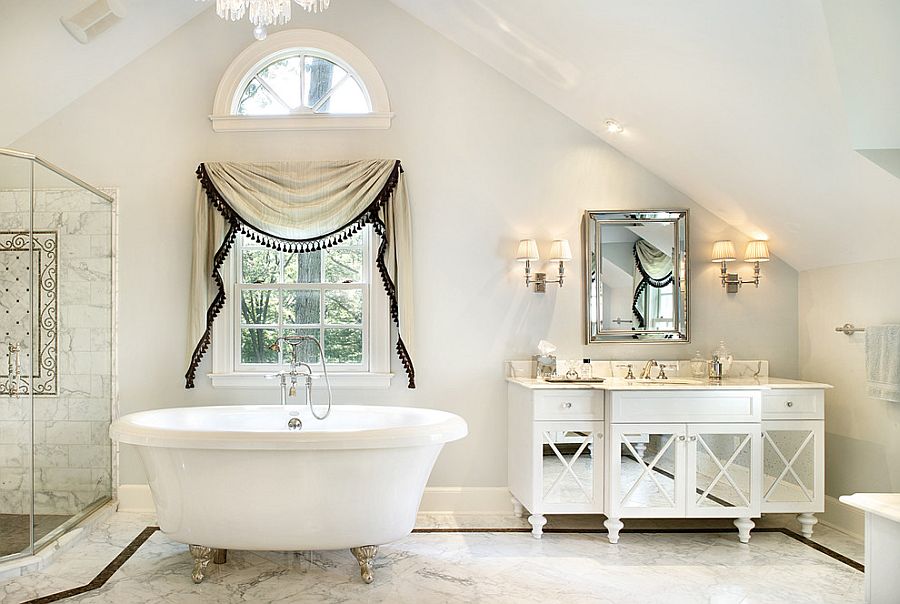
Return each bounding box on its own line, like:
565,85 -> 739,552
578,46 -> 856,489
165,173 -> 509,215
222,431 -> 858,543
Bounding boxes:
287,417 -> 303,431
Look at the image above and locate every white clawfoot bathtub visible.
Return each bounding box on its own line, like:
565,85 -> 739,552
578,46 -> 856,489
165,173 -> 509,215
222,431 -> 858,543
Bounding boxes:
110,404 -> 467,583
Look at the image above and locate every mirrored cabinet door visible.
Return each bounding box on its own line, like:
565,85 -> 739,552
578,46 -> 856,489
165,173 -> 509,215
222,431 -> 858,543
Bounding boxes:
538,422 -> 603,513
608,424 -> 686,517
761,421 -> 824,512
686,424 -> 760,518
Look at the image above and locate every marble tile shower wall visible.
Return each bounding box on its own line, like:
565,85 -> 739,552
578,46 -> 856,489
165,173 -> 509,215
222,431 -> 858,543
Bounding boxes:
0,189 -> 113,516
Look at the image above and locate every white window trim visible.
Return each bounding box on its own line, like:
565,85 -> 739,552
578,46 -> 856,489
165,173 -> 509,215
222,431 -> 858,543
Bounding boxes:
210,29 -> 393,132
209,227 -> 393,389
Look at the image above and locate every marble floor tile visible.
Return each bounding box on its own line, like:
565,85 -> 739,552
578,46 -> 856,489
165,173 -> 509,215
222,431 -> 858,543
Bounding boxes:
0,511 -> 865,604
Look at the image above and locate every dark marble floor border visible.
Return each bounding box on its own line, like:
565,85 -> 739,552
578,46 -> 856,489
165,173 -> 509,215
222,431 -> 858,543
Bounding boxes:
21,524 -> 862,603
22,526 -> 158,604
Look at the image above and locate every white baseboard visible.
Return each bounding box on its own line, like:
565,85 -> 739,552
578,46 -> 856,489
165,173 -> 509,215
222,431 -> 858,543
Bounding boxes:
117,484 -> 512,516
116,484 -> 156,514
418,487 -> 511,514
819,494 -> 865,540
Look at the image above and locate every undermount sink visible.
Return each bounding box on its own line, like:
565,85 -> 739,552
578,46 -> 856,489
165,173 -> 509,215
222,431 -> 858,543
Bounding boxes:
543,377 -> 606,384
635,378 -> 707,385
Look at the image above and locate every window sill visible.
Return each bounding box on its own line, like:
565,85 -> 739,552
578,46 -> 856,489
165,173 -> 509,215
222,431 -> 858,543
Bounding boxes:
209,113 -> 394,132
208,372 -> 394,390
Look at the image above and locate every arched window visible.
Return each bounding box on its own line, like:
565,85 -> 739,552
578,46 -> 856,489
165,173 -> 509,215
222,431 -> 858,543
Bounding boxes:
211,29 -> 392,131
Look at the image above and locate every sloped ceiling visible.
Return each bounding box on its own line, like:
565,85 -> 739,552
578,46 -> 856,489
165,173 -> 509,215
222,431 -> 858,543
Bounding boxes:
821,0 -> 900,180
387,0 -> 900,271
5,0 -> 899,271
0,0 -> 208,145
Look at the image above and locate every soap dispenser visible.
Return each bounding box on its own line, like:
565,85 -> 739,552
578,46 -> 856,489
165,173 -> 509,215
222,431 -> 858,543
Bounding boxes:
580,358 -> 593,379
709,340 -> 733,380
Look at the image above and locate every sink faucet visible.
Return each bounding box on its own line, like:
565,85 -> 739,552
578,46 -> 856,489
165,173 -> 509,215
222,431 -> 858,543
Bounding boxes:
639,360 -> 658,380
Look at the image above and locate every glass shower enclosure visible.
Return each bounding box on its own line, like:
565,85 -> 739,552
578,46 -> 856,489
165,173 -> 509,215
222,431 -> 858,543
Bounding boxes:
0,149 -> 114,564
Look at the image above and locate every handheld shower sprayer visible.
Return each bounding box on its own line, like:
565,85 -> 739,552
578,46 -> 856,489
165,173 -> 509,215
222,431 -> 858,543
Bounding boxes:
269,335 -> 333,420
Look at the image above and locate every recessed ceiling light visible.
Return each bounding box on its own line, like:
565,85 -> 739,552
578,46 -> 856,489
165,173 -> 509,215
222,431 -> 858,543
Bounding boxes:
604,119 -> 624,134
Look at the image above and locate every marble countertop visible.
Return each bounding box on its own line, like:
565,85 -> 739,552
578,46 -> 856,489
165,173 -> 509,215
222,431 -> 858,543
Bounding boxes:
839,493 -> 900,523
507,376 -> 832,391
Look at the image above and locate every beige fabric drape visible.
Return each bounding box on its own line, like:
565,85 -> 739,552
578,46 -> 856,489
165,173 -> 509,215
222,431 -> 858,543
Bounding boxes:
186,159 -> 415,388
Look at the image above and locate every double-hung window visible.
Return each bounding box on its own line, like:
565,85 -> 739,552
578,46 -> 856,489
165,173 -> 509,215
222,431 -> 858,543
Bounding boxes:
210,226 -> 392,388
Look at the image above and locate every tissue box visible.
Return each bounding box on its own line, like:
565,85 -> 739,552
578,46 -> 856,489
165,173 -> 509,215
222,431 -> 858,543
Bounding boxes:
533,355 -> 556,378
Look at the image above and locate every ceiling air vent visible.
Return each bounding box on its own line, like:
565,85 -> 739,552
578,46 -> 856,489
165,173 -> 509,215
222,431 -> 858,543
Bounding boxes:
60,0 -> 127,44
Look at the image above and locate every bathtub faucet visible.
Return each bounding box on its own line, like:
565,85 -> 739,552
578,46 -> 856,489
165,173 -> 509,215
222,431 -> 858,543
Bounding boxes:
268,335 -> 333,420
269,336 -> 313,406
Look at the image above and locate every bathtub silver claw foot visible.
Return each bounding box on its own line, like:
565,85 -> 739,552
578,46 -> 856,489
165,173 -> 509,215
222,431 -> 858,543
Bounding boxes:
189,545 -> 214,584
350,546 -> 378,584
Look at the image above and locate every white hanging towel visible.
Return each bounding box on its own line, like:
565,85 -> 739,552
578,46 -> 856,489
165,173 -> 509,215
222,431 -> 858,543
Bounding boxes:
866,325 -> 900,403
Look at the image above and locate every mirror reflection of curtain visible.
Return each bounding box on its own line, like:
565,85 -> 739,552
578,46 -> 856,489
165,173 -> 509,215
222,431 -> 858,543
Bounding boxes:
632,239 -> 674,329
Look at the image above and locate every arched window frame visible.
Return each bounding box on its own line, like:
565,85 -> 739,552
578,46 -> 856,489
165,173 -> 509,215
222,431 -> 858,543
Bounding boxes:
210,29 -> 393,132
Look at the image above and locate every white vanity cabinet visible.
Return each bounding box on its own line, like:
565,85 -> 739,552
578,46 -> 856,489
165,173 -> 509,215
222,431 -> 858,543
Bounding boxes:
604,390 -> 762,543
760,388 -> 825,537
508,384 -> 604,537
506,378 -> 828,544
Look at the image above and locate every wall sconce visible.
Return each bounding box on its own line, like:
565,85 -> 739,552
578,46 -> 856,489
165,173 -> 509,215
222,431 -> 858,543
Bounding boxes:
517,239 -> 572,293
712,239 -> 770,293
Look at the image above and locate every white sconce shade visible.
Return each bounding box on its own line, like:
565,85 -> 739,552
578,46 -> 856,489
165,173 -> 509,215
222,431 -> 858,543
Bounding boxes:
711,240 -> 737,263
516,239 -> 539,262
548,239 -> 573,262
744,240 -> 770,262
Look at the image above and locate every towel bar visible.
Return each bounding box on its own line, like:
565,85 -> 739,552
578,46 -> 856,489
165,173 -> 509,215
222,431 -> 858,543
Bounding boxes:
835,323 -> 865,335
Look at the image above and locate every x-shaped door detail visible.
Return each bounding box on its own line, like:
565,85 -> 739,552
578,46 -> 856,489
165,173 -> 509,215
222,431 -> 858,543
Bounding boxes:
620,433 -> 677,507
763,430 -> 814,502
542,431 -> 593,502
695,433 -> 752,508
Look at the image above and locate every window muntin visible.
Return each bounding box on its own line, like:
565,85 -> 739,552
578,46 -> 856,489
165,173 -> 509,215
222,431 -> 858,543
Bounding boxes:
235,229 -> 369,371
235,51 -> 370,116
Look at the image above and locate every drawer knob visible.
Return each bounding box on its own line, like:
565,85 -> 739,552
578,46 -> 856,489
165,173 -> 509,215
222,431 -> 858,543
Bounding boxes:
562,402 -> 573,409
786,401 -> 794,408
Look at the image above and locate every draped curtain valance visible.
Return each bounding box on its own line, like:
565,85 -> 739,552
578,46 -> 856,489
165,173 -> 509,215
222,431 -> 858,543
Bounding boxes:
186,159 -> 415,388
631,239 -> 674,329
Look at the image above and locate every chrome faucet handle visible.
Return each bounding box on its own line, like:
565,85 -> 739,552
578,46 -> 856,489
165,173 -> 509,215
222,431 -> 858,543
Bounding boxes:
617,364 -> 635,380
657,364 -> 668,380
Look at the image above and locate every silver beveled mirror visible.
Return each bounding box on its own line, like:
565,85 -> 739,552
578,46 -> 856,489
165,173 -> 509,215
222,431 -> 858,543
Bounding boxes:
583,210 -> 689,343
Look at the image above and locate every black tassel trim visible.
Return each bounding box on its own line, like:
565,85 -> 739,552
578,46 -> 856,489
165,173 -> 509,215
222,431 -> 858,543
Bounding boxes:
184,160 -> 416,389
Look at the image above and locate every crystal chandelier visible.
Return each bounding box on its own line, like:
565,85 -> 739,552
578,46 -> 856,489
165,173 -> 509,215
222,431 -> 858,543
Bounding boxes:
206,0 -> 331,40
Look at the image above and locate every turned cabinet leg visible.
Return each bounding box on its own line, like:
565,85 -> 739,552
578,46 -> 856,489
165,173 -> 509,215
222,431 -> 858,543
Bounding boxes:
797,513 -> 818,538
350,545 -> 378,584
734,517 -> 755,544
511,496 -> 524,518
189,545 -> 214,584
528,514 -> 547,539
604,517 -> 624,544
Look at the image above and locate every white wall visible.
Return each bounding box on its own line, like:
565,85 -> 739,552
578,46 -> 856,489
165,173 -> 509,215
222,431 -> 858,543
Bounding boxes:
799,258 -> 900,510
13,0 -> 799,490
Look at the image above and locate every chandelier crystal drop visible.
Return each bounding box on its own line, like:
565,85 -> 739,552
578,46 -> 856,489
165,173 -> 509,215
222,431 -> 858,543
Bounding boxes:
206,0 -> 331,40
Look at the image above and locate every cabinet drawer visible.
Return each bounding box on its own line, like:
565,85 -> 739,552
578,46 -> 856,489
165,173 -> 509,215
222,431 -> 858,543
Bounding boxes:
762,390 -> 824,420
609,390 -> 760,423
534,392 -> 604,420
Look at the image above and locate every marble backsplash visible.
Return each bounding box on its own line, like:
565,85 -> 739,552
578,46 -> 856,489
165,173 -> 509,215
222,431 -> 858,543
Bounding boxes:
506,359 -> 769,380
0,188 -> 114,516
